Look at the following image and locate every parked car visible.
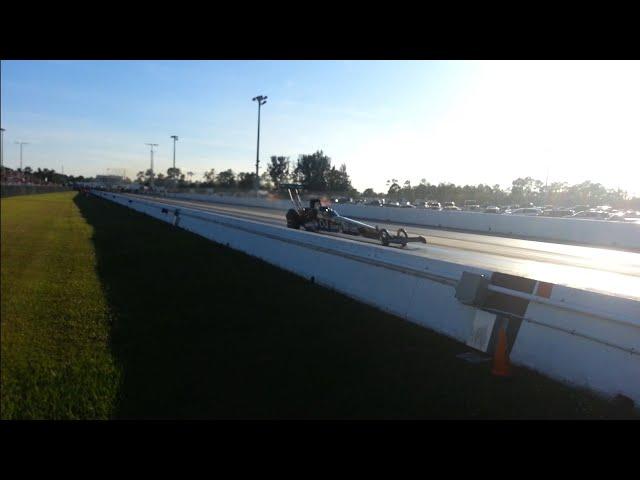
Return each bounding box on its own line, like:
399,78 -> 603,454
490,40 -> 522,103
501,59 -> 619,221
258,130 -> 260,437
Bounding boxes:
463,200 -> 481,211
572,209 -> 610,219
543,208 -> 575,217
401,202 -> 416,208
426,201 -> 442,210
442,201 -> 457,208
484,206 -> 501,214
510,208 -> 543,216
384,201 -> 401,207
365,199 -> 383,206
607,212 -> 628,222
572,205 -> 590,213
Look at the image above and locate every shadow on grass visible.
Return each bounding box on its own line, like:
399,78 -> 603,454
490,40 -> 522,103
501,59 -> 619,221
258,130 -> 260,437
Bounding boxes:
73,193 -> 636,419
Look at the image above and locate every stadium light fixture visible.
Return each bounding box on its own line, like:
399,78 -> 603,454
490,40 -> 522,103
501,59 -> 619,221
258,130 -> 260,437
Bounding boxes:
170,135 -> 179,170
145,143 -> 158,188
15,141 -> 29,171
0,128 -> 5,171
252,95 -> 268,197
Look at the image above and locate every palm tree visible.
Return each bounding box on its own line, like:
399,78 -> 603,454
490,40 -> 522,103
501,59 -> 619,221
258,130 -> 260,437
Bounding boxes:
203,169 -> 216,183
187,171 -> 194,183
167,167 -> 181,180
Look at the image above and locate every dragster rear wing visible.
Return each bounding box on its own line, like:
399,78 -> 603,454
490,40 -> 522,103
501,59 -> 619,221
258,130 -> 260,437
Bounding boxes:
280,183 -> 305,210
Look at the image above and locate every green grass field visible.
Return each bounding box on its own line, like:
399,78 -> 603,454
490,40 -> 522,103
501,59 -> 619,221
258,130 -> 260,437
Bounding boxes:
1,192 -> 119,419
1,191 -> 636,419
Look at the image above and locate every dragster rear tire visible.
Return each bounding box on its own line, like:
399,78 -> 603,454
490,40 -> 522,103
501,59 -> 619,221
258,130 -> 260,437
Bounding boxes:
286,209 -> 301,229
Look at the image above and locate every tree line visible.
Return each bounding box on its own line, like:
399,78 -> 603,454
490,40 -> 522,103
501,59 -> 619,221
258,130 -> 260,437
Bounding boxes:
4,155 -> 637,210
0,166 -> 94,185
135,166 -> 270,191
134,147 -> 637,208
135,150 -> 357,194
372,176 -> 637,209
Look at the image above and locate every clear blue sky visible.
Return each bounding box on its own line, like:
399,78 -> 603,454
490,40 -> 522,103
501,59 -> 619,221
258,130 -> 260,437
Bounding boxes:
2,60 -> 639,195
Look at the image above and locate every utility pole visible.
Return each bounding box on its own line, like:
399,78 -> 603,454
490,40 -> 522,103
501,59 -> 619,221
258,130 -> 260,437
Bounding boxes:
170,135 -> 178,169
252,95 -> 267,197
15,141 -> 29,174
145,143 -> 158,189
545,166 -> 550,206
543,147 -> 551,207
0,128 -> 5,172
170,135 -> 179,190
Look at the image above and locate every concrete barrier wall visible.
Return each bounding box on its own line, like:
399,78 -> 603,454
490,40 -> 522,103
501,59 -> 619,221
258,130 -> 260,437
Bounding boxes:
101,191 -> 486,343
513,284 -> 640,403
163,192 -> 640,250
335,204 -> 640,250
96,191 -> 640,405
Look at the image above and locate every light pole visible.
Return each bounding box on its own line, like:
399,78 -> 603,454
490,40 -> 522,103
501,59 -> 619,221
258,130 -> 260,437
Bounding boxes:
170,135 -> 178,169
15,141 -> 29,173
544,167 -> 549,206
170,135 -> 179,190
145,143 -> 158,189
252,95 -> 267,197
1,128 -> 5,172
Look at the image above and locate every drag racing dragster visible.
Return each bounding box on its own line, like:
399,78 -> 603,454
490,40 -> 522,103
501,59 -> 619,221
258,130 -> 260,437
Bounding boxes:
282,184 -> 427,247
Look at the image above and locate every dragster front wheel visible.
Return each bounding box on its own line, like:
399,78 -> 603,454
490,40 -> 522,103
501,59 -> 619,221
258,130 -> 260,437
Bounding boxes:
397,228 -> 408,247
379,229 -> 390,246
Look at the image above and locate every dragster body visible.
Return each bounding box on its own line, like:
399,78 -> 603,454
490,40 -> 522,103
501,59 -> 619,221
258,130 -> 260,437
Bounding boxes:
282,184 -> 427,247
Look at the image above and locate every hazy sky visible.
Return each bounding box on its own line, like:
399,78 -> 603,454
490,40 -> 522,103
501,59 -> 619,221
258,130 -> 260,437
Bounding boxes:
2,60 -> 639,195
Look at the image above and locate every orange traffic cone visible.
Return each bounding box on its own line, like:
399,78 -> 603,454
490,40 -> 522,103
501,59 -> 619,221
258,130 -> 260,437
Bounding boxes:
491,324 -> 512,378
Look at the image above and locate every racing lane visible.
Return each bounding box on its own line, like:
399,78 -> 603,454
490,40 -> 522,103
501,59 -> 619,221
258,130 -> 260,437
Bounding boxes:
127,194 -> 640,301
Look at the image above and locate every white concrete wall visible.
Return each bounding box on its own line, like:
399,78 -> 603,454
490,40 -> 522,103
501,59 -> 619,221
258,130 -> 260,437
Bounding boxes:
513,286 -> 640,404
338,204 -> 640,250
95,190 -> 640,405
98,191 -> 486,343
164,192 -> 640,250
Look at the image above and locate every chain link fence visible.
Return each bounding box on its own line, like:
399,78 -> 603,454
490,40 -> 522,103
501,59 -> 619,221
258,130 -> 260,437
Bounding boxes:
1,184 -> 72,198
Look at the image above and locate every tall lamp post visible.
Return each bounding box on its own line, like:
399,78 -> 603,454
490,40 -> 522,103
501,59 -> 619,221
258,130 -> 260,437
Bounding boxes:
15,141 -> 29,177
1,128 -> 5,172
544,167 -> 550,206
170,135 -> 179,190
252,95 -> 267,197
170,135 -> 179,170
145,143 -> 158,189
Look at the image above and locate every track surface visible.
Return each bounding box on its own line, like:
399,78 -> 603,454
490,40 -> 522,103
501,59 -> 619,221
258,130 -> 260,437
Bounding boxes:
129,194 -> 640,301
